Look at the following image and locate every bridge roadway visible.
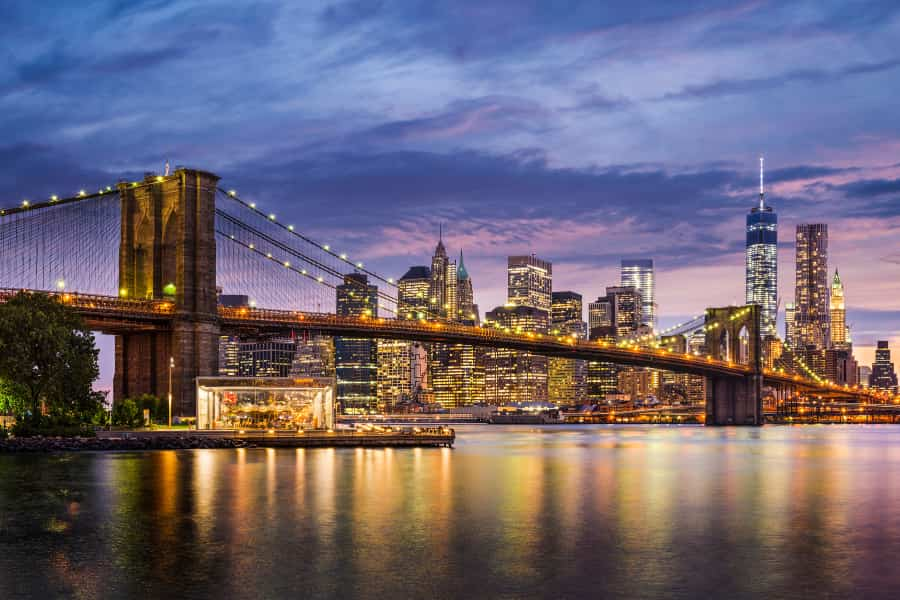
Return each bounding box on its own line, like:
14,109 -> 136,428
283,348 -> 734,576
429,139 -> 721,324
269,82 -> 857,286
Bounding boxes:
0,289 -> 890,404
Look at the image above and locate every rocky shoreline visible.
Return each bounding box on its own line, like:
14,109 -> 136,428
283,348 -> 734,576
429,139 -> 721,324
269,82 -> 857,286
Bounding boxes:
0,436 -> 254,453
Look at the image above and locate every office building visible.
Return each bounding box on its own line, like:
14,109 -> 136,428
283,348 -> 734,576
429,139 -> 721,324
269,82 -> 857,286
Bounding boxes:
335,273 -> 378,414
429,238 -> 483,408
830,270 -> 848,347
483,305 -> 549,404
621,259 -> 656,331
218,336 -> 240,376
507,255 -> 552,315
586,286 -> 642,401
456,250 -> 479,324
549,291 -> 587,406
291,334 -> 335,379
377,339 -> 411,411
870,341 -> 898,393
398,266 -> 431,320
745,157 -> 778,338
238,338 -> 296,377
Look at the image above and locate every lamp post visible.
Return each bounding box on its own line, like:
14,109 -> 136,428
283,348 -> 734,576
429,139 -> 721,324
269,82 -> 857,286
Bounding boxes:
168,356 -> 174,428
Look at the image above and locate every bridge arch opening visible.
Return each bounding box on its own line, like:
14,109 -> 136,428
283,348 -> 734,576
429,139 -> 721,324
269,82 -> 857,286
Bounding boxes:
738,325 -> 750,365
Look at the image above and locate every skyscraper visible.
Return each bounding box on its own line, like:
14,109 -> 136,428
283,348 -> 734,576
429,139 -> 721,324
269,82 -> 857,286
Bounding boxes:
507,255 -> 552,315
456,250 -> 478,324
398,266 -> 431,320
794,224 -> 830,352
830,269 -> 848,347
429,228 -> 457,318
870,341 -> 898,393
335,273 -> 378,414
621,259 -> 656,331
586,286 -> 642,400
745,157 -> 778,338
549,291 -> 587,406
429,238 -> 483,408
483,305 -> 549,404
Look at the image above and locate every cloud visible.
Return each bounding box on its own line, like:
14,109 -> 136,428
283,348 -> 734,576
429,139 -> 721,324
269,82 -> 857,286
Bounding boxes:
660,58 -> 900,101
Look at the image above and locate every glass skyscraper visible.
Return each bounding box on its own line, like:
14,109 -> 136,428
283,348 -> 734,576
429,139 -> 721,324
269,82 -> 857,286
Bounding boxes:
745,157 -> 777,338
621,259 -> 656,331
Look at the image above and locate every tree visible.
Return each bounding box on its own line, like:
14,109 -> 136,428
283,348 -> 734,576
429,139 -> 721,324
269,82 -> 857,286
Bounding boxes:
112,398 -> 142,428
0,292 -> 100,423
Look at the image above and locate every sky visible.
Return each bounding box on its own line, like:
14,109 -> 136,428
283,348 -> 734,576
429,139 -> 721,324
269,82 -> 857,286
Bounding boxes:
1,0 -> 900,386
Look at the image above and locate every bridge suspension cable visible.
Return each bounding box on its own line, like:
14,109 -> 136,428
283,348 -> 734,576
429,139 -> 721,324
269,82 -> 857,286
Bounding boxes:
216,188 -> 399,290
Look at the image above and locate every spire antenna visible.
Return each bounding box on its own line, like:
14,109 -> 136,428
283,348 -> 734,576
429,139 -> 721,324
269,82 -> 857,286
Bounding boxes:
759,155 -> 765,210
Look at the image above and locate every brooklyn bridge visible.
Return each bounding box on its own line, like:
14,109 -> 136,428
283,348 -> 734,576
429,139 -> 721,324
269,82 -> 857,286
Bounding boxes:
0,168 -> 889,425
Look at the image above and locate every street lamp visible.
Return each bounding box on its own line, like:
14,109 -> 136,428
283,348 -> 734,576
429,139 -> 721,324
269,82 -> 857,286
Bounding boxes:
168,356 -> 174,428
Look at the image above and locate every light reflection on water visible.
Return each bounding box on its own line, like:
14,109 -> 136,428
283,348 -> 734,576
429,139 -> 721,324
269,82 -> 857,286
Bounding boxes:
2,425 -> 900,599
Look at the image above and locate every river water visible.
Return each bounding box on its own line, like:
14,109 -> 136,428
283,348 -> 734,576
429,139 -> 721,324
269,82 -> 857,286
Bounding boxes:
2,424 -> 900,599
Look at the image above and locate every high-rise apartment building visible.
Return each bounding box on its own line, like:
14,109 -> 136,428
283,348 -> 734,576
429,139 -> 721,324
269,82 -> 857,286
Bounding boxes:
621,259 -> 656,331
793,223 -> 830,351
483,305 -> 549,404
549,291 -> 587,406
507,255 -> 552,315
745,158 -> 778,338
830,270 -> 848,347
335,273 -> 378,414
870,341 -> 898,393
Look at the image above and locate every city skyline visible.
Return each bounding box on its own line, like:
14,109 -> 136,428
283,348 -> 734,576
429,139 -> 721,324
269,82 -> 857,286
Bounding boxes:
1,2 -> 899,382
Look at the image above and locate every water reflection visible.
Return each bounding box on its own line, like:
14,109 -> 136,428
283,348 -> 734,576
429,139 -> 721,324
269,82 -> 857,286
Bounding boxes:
2,425 -> 900,599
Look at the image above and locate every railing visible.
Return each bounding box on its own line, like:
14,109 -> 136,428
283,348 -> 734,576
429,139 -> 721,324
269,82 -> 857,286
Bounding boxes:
0,288 -> 176,318
0,288 -> 891,402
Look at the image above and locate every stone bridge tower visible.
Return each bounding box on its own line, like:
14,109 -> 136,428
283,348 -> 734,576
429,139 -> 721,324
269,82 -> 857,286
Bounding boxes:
704,305 -> 763,425
114,169 -> 220,416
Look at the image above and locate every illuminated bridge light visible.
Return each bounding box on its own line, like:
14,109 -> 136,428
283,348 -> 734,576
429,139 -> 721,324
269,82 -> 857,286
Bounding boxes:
79,190 -> 86,196
228,190 -> 236,196
268,213 -> 276,220
50,195 -> 58,202
249,202 -> 256,208
323,245 -> 330,251
287,225 -> 294,231
22,200 -> 29,207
